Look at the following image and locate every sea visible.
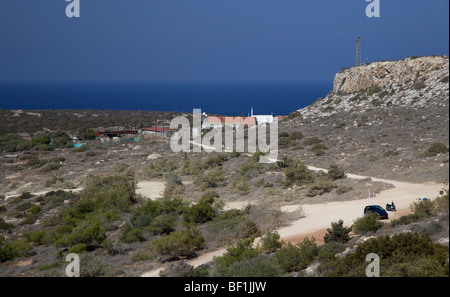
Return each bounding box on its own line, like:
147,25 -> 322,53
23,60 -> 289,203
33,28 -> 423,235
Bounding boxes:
0,81 -> 332,116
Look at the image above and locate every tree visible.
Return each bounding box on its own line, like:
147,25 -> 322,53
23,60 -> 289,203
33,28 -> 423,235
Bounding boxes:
324,220 -> 352,244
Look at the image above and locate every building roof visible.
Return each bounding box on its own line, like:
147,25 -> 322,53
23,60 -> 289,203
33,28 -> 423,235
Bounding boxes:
204,116 -> 256,125
142,127 -> 176,132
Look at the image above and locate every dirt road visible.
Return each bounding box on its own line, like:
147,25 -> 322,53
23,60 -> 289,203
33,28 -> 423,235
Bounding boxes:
140,164 -> 446,277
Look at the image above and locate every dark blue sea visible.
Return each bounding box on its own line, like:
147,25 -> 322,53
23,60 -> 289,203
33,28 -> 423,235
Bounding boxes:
0,81 -> 332,116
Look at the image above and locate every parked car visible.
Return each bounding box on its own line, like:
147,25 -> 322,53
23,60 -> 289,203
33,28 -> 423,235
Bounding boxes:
364,205 -> 389,220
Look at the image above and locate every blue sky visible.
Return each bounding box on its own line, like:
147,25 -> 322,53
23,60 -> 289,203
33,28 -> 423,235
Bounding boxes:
0,0 -> 448,82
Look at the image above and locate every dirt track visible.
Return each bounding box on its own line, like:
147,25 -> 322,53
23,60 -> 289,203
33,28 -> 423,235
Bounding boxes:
140,165 -> 446,277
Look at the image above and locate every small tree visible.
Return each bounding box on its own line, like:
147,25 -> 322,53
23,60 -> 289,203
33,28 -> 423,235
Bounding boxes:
353,213 -> 383,234
324,220 -> 352,244
260,231 -> 283,253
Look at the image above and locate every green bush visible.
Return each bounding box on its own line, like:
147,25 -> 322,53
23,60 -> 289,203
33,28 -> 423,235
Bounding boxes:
283,158 -> 315,187
140,159 -> 177,179
194,167 -> 225,190
120,224 -> 144,243
311,143 -> 327,156
79,253 -> 121,277
232,175 -> 250,195
222,255 -> 283,277
320,232 -> 448,277
207,211 -> 258,242
327,164 -> 347,180
183,195 -> 216,225
391,191 -> 449,227
367,84 -> 382,96
352,213 -> 383,234
237,156 -> 263,178
306,176 -> 335,197
0,218 -> 14,230
425,142 -> 449,156
149,214 -> 177,235
278,137 -> 291,148
289,131 -> 303,141
150,228 -> 205,259
35,167 -> 137,248
304,136 -> 322,146
275,237 -> 318,273
324,220 -> 352,244
383,258 -> 449,277
0,238 -> 34,263
214,237 -> 259,269
260,231 -> 283,253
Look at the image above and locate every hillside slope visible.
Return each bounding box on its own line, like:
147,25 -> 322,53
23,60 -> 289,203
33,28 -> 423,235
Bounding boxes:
280,56 -> 449,182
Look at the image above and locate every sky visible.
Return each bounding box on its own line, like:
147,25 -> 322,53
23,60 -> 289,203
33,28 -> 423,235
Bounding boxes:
0,0 -> 448,83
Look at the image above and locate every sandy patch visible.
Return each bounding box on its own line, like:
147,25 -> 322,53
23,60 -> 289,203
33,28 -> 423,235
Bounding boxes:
136,181 -> 165,200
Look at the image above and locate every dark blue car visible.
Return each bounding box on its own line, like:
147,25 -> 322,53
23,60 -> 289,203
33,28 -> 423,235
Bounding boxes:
364,205 -> 389,220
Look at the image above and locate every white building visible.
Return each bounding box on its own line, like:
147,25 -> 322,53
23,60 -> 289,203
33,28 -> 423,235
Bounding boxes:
250,107 -> 273,125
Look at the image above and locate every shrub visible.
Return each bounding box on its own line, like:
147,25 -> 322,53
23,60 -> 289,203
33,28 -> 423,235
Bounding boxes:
275,237 -> 318,273
289,131 -> 304,141
79,253 -> 121,277
260,231 -> 283,253
0,218 -> 14,230
237,156 -> 263,178
67,243 -> 87,254
391,192 -> 449,226
367,84 -> 382,96
336,185 -> 353,195
120,224 -> 145,243
320,232 -> 448,277
383,258 -> 449,277
324,220 -> 352,244
304,136 -> 322,146
183,195 -> 216,225
214,237 -> 259,269
149,214 -> 177,235
0,238 -> 34,263
311,143 -> 327,156
383,150 -> 400,157
352,213 -> 383,234
278,137 -> 291,148
306,176 -> 335,197
140,159 -> 176,179
39,162 -> 62,173
327,164 -> 347,180
207,212 -> 258,242
223,255 -> 283,277
426,142 -> 449,156
232,175 -> 250,195
150,228 -> 205,259
278,132 -> 289,138
194,167 -> 225,190
413,79 -> 426,90
283,158 -> 315,187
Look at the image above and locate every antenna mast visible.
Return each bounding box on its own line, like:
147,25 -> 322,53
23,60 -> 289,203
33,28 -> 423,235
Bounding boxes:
355,36 -> 362,66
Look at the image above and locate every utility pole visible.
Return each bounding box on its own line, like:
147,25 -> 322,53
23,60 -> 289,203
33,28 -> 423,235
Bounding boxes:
356,35 -> 362,67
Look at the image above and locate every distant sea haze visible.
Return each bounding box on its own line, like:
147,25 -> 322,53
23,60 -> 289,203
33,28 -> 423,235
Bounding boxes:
0,81 -> 332,116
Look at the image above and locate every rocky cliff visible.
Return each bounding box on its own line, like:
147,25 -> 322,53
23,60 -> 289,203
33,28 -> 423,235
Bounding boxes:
298,56 -> 449,118
281,55 -> 449,183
